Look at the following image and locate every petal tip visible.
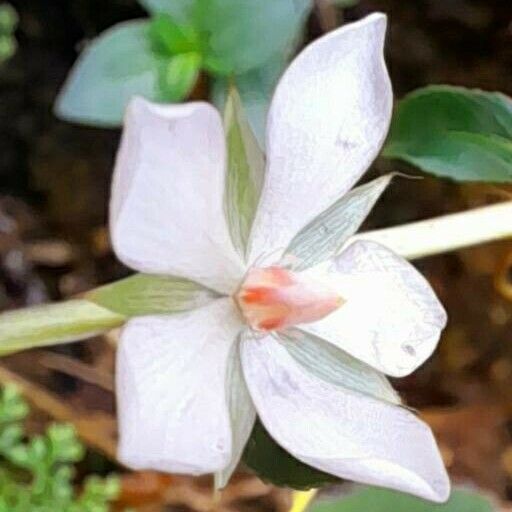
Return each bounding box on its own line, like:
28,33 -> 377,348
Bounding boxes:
425,471 -> 451,504
125,95 -> 154,119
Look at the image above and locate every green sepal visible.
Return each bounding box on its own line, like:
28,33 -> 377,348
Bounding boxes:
283,175 -> 393,271
0,300 -> 125,355
243,420 -> 338,490
85,273 -> 218,317
223,86 -> 265,258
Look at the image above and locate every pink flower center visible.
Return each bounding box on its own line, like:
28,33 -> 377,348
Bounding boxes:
235,266 -> 344,332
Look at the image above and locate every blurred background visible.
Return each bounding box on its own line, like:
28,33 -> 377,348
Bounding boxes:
0,0 -> 511,510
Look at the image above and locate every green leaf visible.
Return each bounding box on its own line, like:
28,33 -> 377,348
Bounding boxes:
192,0 -> 312,75
159,52 -> 201,101
243,420 -> 338,490
149,14 -> 201,56
283,175 -> 393,271
383,85 -> 512,182
0,36 -> 16,63
279,330 -> 401,405
0,300 -> 124,355
47,424 -> 84,463
0,4 -> 17,64
0,386 -> 28,424
331,0 -> 360,7
309,487 -> 496,512
139,0 -> 194,23
0,4 -> 18,34
86,273 -> 217,317
224,86 -> 265,258
0,385 -> 120,509
55,20 -> 166,127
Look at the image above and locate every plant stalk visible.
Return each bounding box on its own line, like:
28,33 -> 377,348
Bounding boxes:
0,201 -> 511,354
351,200 -> 512,259
0,300 -> 125,355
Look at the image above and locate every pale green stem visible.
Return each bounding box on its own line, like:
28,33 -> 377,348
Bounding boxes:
0,300 -> 125,355
350,200 -> 512,259
0,202 -> 511,354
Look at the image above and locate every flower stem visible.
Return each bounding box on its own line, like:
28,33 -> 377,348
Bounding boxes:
351,201 -> 512,259
0,299 -> 125,355
0,202 -> 511,355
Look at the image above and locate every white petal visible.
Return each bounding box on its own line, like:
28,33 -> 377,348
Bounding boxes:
116,298 -> 244,474
241,335 -> 450,502
248,13 -> 393,263
215,339 -> 257,489
110,97 -> 245,294
301,241 -> 447,377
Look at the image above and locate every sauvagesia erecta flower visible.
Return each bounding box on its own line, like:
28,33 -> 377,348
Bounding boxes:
111,13 -> 450,502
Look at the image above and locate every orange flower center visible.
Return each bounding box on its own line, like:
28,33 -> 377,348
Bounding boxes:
235,266 -> 344,332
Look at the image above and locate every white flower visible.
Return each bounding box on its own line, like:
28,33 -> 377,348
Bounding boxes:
110,13 -> 450,502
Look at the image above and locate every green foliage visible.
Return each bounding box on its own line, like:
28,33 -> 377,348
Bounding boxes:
189,0 -> 310,76
160,52 -> 201,102
0,385 -> 119,511
55,0 -> 312,127
383,85 -> 512,182
243,421 -> 338,490
139,0 -> 194,23
0,3 -> 18,64
149,13 -> 201,55
54,20 -> 166,127
309,487 -> 496,512
330,0 -> 360,7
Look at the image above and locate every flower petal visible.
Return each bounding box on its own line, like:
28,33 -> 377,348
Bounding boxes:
116,298 -> 244,474
215,338 -> 257,489
300,241 -> 447,377
110,97 -> 245,294
241,335 -> 450,502
248,13 -> 393,263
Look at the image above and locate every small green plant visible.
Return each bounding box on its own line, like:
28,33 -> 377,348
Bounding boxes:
0,3 -> 17,64
0,384 -> 119,511
308,486 -> 496,512
55,0 -> 312,140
